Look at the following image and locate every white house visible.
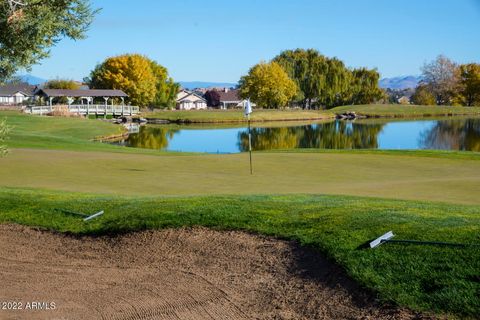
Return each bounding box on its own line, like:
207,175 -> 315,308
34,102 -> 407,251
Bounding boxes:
0,83 -> 35,105
176,90 -> 207,110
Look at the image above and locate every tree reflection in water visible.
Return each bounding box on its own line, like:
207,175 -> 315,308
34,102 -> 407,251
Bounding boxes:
420,118 -> 480,151
127,126 -> 179,150
238,121 -> 385,151
123,118 -> 480,152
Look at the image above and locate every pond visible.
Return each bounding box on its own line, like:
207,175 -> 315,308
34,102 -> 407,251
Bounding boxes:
115,118 -> 480,153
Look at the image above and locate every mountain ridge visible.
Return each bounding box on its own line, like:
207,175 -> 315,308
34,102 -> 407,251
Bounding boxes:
379,75 -> 422,90
14,74 -> 421,91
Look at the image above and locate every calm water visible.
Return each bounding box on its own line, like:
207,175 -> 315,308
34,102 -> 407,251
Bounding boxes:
117,118 -> 480,153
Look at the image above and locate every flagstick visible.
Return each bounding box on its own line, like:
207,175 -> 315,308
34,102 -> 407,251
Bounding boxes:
248,114 -> 253,175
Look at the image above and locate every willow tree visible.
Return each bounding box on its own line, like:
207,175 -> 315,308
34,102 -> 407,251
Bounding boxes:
239,61 -> 297,109
349,68 -> 384,105
321,57 -> 353,108
273,49 -> 381,109
0,0 -> 97,82
273,49 -> 328,109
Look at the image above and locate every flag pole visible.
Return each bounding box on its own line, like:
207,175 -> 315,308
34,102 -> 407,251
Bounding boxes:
245,98 -> 253,175
248,113 -> 252,175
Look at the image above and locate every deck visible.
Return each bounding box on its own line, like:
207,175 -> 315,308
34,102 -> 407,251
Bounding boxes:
26,104 -> 140,116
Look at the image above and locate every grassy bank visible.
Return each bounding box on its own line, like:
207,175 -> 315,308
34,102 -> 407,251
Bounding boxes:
0,111 -> 124,151
330,104 -> 480,118
144,109 -> 334,123
144,105 -> 480,122
1,188 -> 478,317
0,111 -> 182,154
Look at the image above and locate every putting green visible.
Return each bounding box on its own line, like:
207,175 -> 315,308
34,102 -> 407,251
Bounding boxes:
2,149 -> 479,205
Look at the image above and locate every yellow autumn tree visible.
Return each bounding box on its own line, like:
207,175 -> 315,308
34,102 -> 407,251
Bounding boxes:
239,61 -> 297,109
87,54 -> 157,106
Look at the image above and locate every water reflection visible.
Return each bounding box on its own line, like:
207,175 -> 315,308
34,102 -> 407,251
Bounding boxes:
238,122 -> 384,151
126,126 -> 179,150
420,118 -> 480,151
119,118 -> 480,153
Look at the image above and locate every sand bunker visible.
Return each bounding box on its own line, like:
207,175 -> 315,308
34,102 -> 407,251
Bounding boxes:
0,224 -> 426,319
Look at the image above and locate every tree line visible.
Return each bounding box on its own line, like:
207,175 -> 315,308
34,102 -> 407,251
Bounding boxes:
239,49 -> 384,109
411,55 -> 480,106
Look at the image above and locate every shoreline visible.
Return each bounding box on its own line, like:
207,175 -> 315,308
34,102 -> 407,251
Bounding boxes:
141,105 -> 480,124
143,112 -> 480,124
145,116 -> 334,124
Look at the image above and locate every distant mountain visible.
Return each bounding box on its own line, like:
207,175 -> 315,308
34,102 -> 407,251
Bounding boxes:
16,74 -> 46,85
379,76 -> 422,90
179,81 -> 237,90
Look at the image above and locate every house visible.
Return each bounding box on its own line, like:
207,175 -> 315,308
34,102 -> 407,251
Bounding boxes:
217,88 -> 253,109
0,83 -> 36,105
176,90 -> 207,110
397,96 -> 411,105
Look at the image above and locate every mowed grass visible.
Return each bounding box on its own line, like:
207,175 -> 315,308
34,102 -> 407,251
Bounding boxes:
1,188 -> 478,317
144,109 -> 334,122
1,149 -> 480,205
0,111 -> 185,154
330,104 -> 480,118
0,111 -> 123,150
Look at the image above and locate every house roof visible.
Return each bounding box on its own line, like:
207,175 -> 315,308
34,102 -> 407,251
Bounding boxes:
176,90 -> 206,103
0,83 -> 36,97
37,89 -> 128,98
218,89 -> 241,102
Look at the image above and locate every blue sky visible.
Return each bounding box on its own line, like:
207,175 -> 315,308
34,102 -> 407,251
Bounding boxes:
27,0 -> 480,83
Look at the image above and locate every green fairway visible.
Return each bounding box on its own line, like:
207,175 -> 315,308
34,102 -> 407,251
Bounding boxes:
1,149 -> 480,205
1,188 -> 478,317
143,109 -> 334,122
330,104 -> 480,118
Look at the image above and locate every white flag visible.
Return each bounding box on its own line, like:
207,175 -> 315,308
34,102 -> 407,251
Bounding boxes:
244,98 -> 252,116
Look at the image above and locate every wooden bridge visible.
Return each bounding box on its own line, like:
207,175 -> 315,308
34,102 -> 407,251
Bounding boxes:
26,104 -> 140,116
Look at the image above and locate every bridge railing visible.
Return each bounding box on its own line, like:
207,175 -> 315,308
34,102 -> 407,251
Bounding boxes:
26,104 -> 140,116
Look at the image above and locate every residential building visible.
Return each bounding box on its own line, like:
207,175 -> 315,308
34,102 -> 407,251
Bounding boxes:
176,90 -> 207,110
217,88 -> 253,109
0,83 -> 36,105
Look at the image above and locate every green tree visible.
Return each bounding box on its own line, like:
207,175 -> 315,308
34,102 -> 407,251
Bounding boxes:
0,119 -> 9,156
0,0 -> 97,82
150,61 -> 179,109
349,68 -> 384,105
44,79 -> 80,90
273,49 -> 328,109
457,63 -> 480,106
411,84 -> 436,105
239,61 -> 297,109
273,49 -> 382,109
421,55 -> 459,105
